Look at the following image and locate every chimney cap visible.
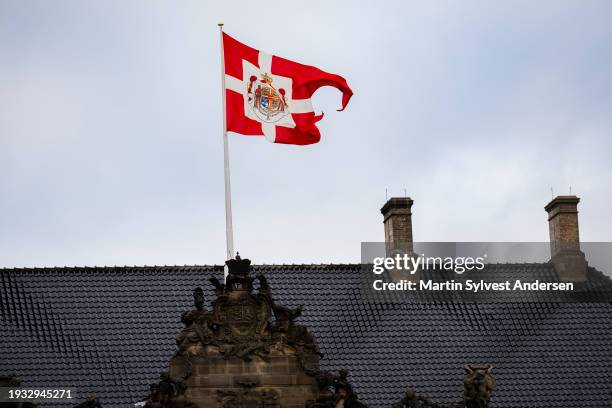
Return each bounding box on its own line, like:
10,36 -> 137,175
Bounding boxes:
545,195 -> 580,213
381,197 -> 414,215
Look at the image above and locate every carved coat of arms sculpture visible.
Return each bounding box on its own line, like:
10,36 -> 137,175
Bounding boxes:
175,255 -> 313,363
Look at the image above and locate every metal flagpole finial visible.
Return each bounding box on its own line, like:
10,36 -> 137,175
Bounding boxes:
218,22 -> 224,28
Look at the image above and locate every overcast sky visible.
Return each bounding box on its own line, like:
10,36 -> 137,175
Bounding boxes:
1,1 -> 611,267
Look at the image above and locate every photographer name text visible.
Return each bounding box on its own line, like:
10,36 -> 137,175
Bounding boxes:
372,279 -> 574,292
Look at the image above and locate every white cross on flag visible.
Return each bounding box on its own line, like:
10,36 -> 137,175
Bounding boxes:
222,32 -> 353,145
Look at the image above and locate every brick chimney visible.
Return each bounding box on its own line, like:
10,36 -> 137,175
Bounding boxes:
381,197 -> 414,256
544,195 -> 587,282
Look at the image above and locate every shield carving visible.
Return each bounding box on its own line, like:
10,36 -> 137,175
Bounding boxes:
215,295 -> 259,340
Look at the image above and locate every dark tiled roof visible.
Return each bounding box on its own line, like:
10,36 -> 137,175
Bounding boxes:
1,264 -> 611,408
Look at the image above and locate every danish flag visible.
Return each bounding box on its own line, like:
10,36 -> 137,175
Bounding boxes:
222,32 -> 353,145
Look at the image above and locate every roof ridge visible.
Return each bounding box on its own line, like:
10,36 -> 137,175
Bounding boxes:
0,261 -> 560,272
0,265 -> 224,272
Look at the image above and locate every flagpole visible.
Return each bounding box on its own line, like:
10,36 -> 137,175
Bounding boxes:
219,22 -> 234,274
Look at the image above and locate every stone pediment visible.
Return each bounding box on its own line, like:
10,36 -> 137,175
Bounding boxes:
143,255 -> 366,408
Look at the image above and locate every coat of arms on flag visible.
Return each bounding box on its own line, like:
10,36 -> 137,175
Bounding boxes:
247,73 -> 289,123
222,32 -> 353,145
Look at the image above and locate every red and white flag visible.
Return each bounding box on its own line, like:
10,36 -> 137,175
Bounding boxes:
222,32 -> 353,145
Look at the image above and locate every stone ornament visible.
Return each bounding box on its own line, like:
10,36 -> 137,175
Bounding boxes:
217,387 -> 280,408
175,255 -> 321,366
391,365 -> 495,408
463,364 -> 495,408
142,372 -> 198,408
